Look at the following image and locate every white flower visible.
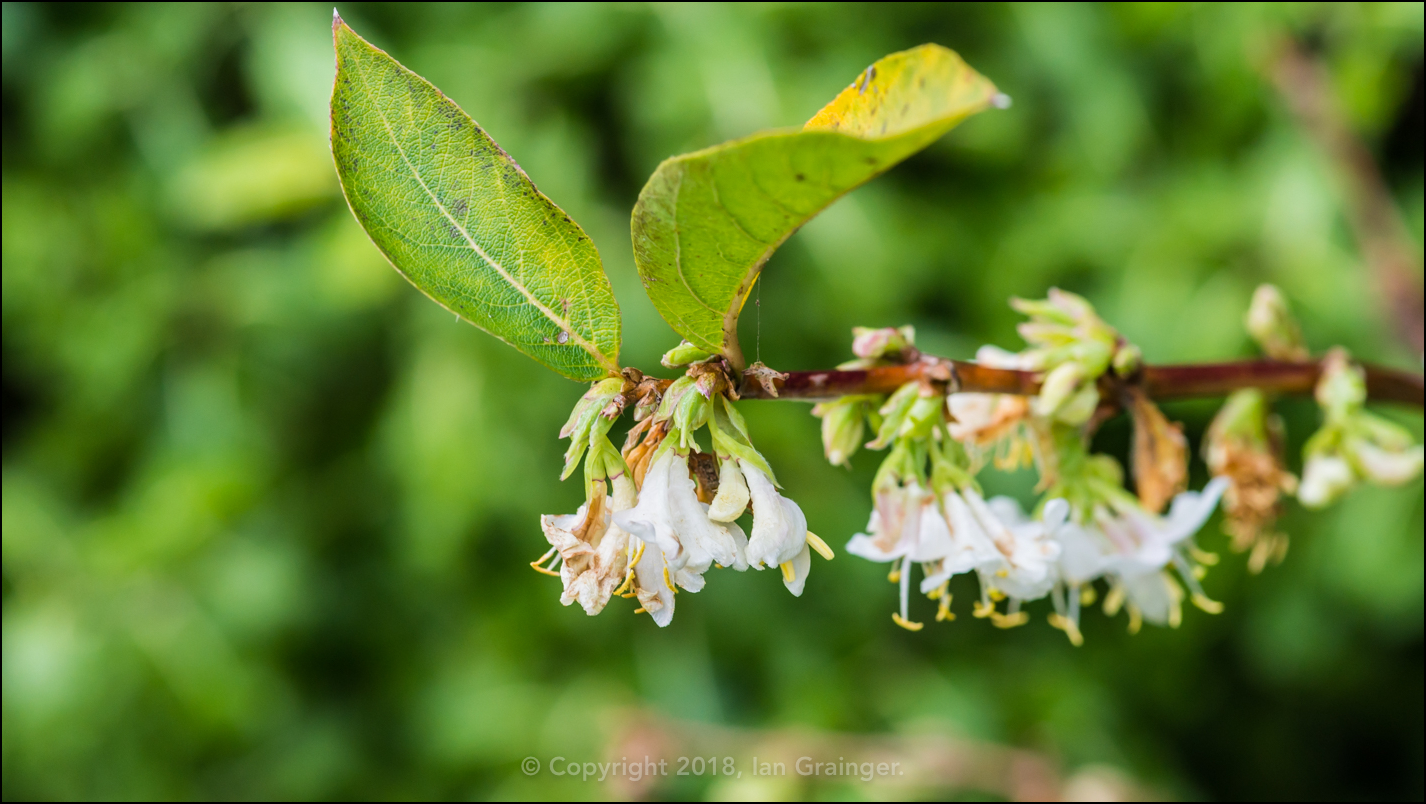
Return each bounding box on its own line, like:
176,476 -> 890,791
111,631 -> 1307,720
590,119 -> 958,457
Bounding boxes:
966,490 -> 1066,605
846,483 -> 958,629
1087,477 -> 1229,626
1298,454 -> 1354,509
539,474 -> 637,616
920,488 -> 1004,591
613,449 -> 748,598
741,459 -> 814,596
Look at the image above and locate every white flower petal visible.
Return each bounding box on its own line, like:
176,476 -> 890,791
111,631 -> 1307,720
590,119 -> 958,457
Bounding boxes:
1351,439 -> 1424,486
1298,454 -> 1354,508
707,458 -> 750,521
910,503 -> 954,562
783,543 -> 812,597
631,536 -> 675,627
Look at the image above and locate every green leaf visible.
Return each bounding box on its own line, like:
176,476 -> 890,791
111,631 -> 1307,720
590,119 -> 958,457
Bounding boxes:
631,44 -> 998,368
330,14 -> 620,381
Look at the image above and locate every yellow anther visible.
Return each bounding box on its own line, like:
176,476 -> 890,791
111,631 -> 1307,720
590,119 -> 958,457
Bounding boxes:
936,592 -> 955,622
990,611 -> 1029,629
1165,573 -> 1184,628
887,565 -> 901,583
892,612 -> 924,631
1127,605 -> 1143,635
1189,546 -> 1220,566
1191,593 -> 1224,614
972,600 -> 997,619
927,581 -> 948,601
988,588 -> 1006,602
633,606 -> 647,614
780,562 -> 796,583
995,569 -> 1009,578
663,567 -> 678,594
1080,585 -> 1097,606
805,532 -> 835,561
1103,584 -> 1125,616
1047,613 -> 1084,647
1192,564 -> 1208,580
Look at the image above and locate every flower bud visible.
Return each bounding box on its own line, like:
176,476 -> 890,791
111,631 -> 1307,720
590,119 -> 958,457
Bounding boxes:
1314,348 -> 1366,420
1032,362 -> 1085,420
1112,343 -> 1142,377
1245,284 -> 1307,361
812,396 -> 871,467
851,325 -> 915,360
661,340 -> 714,368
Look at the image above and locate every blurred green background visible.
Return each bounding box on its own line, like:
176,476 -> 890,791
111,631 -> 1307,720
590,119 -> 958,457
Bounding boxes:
3,2 -> 1423,800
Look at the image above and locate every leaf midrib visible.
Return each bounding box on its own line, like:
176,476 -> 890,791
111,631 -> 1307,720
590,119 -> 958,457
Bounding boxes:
348,36 -> 617,375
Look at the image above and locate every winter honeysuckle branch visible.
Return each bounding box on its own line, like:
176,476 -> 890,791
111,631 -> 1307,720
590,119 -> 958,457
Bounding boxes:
329,26 -> 1423,640
735,355 -> 1425,407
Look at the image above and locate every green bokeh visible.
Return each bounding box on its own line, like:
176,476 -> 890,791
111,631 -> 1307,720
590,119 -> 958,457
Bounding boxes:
2,3 -> 1422,800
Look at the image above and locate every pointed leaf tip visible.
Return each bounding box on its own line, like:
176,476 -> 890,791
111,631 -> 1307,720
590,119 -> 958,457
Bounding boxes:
631,44 -> 997,367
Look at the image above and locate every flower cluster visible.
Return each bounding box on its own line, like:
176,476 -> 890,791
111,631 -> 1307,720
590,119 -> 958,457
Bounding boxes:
533,286 -> 1420,639
820,286 -> 1421,641
824,294 -> 1233,643
536,349 -> 833,626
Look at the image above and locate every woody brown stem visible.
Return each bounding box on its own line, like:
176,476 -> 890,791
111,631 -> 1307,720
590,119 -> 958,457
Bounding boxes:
734,356 -> 1424,407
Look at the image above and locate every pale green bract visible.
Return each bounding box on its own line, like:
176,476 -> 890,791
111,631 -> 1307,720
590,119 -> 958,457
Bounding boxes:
631,44 -> 999,368
331,15 -> 621,381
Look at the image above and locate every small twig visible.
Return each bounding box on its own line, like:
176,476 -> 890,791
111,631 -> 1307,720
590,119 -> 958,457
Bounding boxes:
736,356 -> 1424,407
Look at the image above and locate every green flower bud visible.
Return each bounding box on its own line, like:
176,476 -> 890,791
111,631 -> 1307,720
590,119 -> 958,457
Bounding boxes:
661,340 -> 715,368
812,396 -> 874,467
1245,284 -> 1307,361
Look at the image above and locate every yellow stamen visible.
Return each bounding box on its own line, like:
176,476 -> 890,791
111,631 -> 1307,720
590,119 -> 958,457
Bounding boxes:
1127,605 -> 1142,635
927,581 -> 948,601
1080,585 -> 1097,606
663,566 -> 678,594
530,547 -> 561,575
633,606 -> 647,614
629,541 -> 646,568
936,592 -> 955,622
1192,564 -> 1208,580
892,612 -> 924,631
887,565 -> 901,583
611,569 -> 635,598
805,532 -> 835,561
1191,592 -> 1224,614
972,599 -> 997,619
1165,573 -> 1184,629
1047,613 -> 1084,647
988,588 -> 1006,602
1189,546 -> 1220,566
530,560 -> 562,578
995,569 -> 1009,578
990,611 -> 1029,629
780,562 -> 795,583
1103,584 -> 1125,616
